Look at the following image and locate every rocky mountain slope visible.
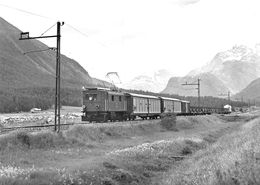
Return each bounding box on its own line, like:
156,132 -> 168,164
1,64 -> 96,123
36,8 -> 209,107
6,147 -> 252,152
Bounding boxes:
0,17 -> 110,90
233,77 -> 260,103
162,72 -> 229,97
162,45 -> 260,96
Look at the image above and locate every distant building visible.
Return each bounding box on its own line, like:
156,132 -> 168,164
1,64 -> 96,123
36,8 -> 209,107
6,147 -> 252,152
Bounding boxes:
224,104 -> 232,112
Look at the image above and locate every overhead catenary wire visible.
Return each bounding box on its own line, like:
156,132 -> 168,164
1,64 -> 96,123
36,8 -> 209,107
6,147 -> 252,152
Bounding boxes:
66,23 -> 89,38
0,3 -> 52,20
1,3 -> 107,48
65,23 -> 107,48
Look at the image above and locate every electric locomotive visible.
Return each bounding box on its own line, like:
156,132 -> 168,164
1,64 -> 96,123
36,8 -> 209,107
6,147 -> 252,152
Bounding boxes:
81,87 -> 128,122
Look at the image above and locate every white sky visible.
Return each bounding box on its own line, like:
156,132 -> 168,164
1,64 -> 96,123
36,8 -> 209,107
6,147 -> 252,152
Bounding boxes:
1,0 -> 260,82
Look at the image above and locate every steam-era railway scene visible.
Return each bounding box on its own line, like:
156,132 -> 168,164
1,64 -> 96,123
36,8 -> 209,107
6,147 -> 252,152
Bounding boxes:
1,1 -> 260,185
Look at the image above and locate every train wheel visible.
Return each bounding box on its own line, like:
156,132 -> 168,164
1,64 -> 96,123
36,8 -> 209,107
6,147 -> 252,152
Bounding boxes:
122,115 -> 127,121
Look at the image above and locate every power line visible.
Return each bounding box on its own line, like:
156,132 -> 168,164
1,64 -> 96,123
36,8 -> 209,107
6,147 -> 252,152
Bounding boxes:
65,23 -> 107,48
66,23 -> 89,38
0,3 -> 108,48
0,3 -> 52,20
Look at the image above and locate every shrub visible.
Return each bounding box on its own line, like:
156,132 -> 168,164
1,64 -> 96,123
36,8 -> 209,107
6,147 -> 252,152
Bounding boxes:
160,113 -> 177,131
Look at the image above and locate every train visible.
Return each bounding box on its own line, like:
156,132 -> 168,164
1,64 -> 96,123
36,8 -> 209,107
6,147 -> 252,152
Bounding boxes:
81,87 -> 230,122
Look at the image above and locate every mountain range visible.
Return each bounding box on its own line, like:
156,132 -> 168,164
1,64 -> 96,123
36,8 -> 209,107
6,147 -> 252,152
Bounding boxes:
233,77 -> 260,103
124,45 -> 260,101
162,45 -> 260,97
0,17 -> 110,90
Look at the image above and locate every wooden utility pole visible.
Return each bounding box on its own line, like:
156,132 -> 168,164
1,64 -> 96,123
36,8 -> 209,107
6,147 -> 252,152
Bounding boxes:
182,78 -> 201,107
19,21 -> 64,132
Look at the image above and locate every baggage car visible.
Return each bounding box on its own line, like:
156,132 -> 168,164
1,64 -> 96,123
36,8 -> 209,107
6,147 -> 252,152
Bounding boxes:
126,93 -> 161,120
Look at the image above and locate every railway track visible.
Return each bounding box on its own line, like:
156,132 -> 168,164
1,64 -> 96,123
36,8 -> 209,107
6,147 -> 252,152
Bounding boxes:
0,117 -> 157,135
0,118 -> 148,134
0,123 -> 75,135
0,112 -> 229,135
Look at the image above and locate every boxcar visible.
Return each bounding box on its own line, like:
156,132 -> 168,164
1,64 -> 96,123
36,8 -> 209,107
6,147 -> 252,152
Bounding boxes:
126,93 -> 161,120
82,87 -> 127,122
180,100 -> 190,114
160,97 -> 182,114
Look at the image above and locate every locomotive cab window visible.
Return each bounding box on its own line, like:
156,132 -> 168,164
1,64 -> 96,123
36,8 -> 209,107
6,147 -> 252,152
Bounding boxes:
85,94 -> 97,101
119,96 -> 122,102
111,95 -> 114,101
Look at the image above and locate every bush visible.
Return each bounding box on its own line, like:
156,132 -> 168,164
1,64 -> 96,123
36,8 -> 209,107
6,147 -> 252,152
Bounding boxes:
160,113 -> 177,131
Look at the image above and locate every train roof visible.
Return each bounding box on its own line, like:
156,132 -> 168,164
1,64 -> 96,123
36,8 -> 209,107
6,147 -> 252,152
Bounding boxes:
180,100 -> 190,103
159,97 -> 181,101
82,87 -> 111,91
107,91 -> 125,96
126,93 -> 160,99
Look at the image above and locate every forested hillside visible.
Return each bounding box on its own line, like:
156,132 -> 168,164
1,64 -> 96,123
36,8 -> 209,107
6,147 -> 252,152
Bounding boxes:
0,87 -> 82,113
0,17 -> 112,113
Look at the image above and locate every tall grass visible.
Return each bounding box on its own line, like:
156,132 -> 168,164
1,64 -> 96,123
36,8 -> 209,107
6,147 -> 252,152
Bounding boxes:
65,120 -> 162,143
176,115 -> 224,130
92,137 -> 207,185
0,130 -> 82,152
0,115 -> 209,152
0,115 -> 248,185
162,118 -> 260,185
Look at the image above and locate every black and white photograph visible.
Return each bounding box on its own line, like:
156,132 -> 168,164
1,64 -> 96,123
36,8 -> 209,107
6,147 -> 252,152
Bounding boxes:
0,0 -> 260,184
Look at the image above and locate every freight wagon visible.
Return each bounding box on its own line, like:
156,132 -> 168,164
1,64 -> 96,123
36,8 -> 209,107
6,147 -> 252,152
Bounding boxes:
126,93 -> 161,120
160,97 -> 182,114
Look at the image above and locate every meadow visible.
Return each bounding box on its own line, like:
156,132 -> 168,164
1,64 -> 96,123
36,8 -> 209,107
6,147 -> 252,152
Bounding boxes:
0,110 -> 258,185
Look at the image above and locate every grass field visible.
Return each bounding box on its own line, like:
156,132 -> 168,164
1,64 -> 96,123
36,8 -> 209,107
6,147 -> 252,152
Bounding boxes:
0,110 -> 259,185
161,116 -> 260,185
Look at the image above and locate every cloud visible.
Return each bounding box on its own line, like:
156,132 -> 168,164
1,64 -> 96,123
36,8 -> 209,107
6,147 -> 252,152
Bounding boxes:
170,0 -> 200,6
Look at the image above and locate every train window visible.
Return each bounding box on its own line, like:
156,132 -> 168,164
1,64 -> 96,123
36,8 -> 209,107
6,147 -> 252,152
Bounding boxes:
111,95 -> 114,101
85,94 -> 97,101
119,96 -> 122,102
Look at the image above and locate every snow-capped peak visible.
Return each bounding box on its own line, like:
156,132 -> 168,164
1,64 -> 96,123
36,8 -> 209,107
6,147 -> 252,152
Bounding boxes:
217,45 -> 253,63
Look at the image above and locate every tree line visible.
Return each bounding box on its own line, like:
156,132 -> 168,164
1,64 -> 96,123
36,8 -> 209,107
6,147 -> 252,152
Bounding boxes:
0,87 -> 82,113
